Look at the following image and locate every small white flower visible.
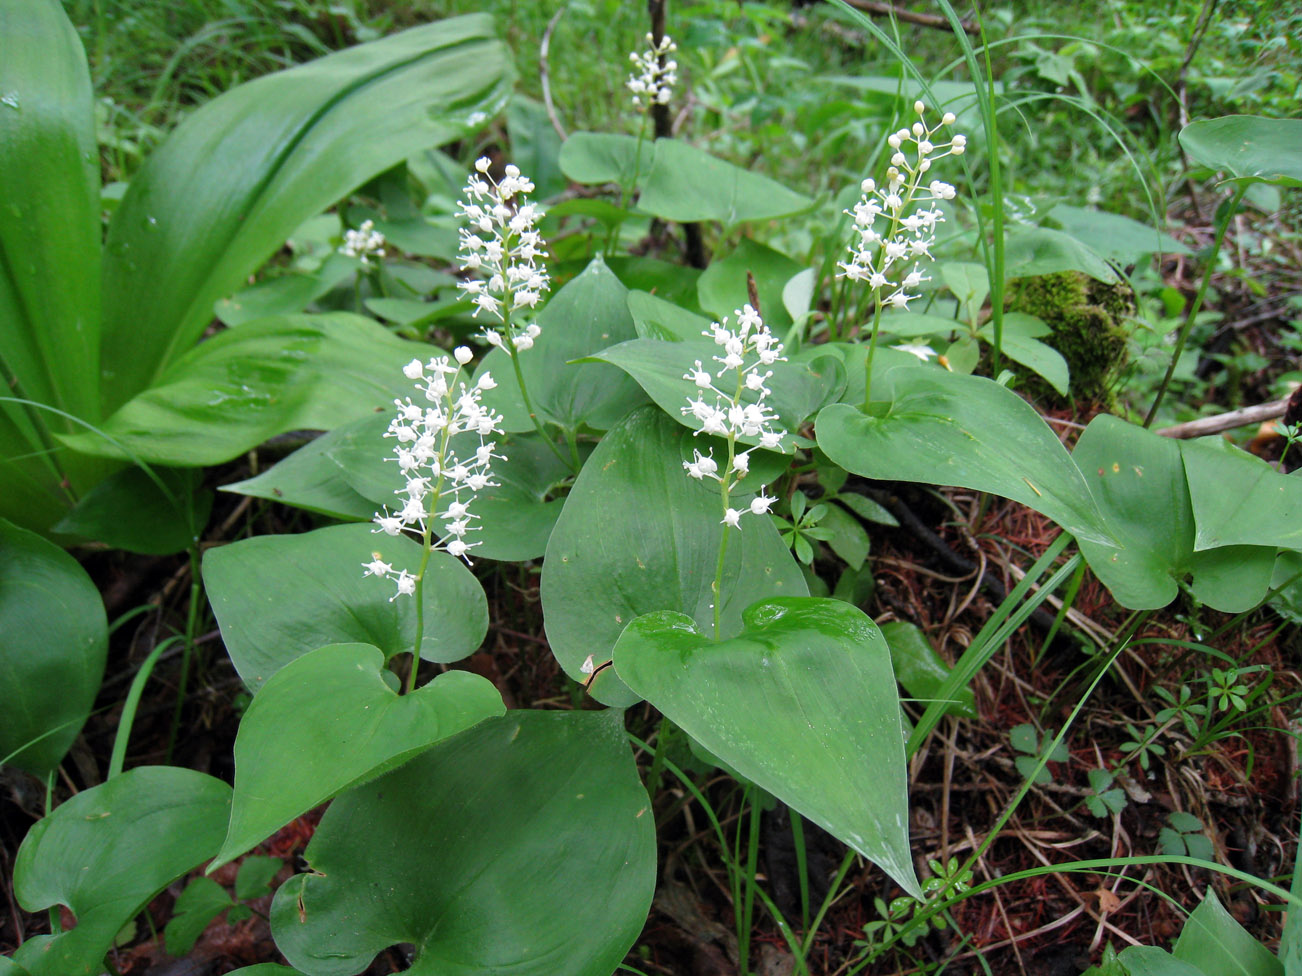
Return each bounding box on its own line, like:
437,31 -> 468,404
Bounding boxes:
340,219 -> 386,268
722,508 -> 742,529
749,493 -> 776,516
893,342 -> 937,361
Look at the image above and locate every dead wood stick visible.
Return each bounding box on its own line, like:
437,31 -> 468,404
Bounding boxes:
1155,397 -> 1288,439
841,0 -> 979,35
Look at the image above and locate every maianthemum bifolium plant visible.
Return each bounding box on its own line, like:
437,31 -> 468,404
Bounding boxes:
5,2 -> 1302,975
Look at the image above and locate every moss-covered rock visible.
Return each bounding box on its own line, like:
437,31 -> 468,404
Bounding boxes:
1006,271 -> 1135,407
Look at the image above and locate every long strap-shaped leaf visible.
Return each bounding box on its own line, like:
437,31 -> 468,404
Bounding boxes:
0,0 -> 104,523
99,14 -> 513,415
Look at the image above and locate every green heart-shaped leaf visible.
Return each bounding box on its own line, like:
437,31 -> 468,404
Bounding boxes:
476,256 -> 648,432
541,407 -> 805,706
0,518 -> 107,778
1182,437 -> 1302,551
1073,416 -> 1275,611
204,523 -> 487,690
614,597 -> 920,897
816,371 -> 1110,545
1179,116 -> 1302,188
1172,889 -> 1283,976
696,239 -> 804,329
212,643 -> 503,870
270,710 -> 655,976
637,139 -> 814,225
13,768 -> 231,976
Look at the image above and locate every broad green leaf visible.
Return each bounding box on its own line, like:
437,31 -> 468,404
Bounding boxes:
1283,815 -> 1302,976
638,138 -> 814,224
540,408 -> 806,706
879,620 -> 976,719
164,876 -> 233,956
783,268 -> 817,322
1180,116 -> 1302,188
877,311 -> 964,339
99,15 -> 512,413
270,710 -> 655,976
53,466 -> 212,555
1173,889 -> 1282,976
1004,227 -> 1120,284
1182,437 -> 1302,551
697,238 -> 803,329
557,131 -> 653,187
979,313 -> 1070,397
221,429 -> 377,522
1050,204 -> 1190,263
63,314 -> 428,466
234,856 -> 282,901
591,337 -> 841,446
0,0 -> 101,427
0,0 -> 114,531
1072,416 -> 1275,611
506,95 -> 566,200
212,643 -> 503,870
614,597 -> 920,897
476,257 -> 648,432
939,262 -> 989,322
13,768 -> 231,976
227,968 -> 306,976
0,958 -> 31,975
204,523 -> 487,690
0,519 -> 106,778
215,255 -> 355,327
628,290 -> 713,342
815,371 -> 1111,545
1118,947 -> 1209,976
606,256 -> 703,312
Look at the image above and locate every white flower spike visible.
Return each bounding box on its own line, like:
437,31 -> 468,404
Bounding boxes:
340,219 -> 386,268
365,355 -> 505,599
456,161 -> 549,351
837,102 -> 964,310
627,32 -> 678,110
680,305 -> 788,531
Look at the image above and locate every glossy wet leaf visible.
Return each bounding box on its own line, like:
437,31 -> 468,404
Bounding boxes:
204,523 -> 487,690
614,597 -> 920,897
816,371 -> 1110,545
215,256 -> 355,327
1182,437 -> 1302,551
13,768 -> 231,976
0,0 -> 110,531
637,138 -> 814,224
0,519 -> 107,778
1118,947 -> 1209,976
627,290 -> 713,341
62,314 -> 429,466
53,466 -> 212,555
99,15 -> 512,413
212,643 -> 503,869
270,710 -> 655,976
476,257 -> 648,432
1172,889 -> 1282,976
221,428 -> 377,522
1180,116 -> 1302,188
880,621 -> 976,719
541,408 -> 806,706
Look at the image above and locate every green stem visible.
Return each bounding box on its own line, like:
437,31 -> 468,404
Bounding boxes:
711,427 -> 739,640
109,637 -> 179,779
861,299 -> 885,410
1144,182 -> 1249,427
165,546 -> 202,764
508,343 -> 573,472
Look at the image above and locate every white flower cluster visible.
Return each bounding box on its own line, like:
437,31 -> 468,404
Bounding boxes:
457,158 -> 549,352
627,32 -> 678,109
364,348 -> 503,599
340,219 -> 386,268
681,304 -> 785,530
838,101 -> 966,310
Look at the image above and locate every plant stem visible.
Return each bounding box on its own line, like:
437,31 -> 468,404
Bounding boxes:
1144,182 -> 1249,427
110,637 -> 178,779
711,423 -> 740,640
165,545 -> 202,763
861,300 -> 885,410
508,343 -> 573,472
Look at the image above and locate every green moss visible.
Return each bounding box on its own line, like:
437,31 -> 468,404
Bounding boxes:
1006,271 -> 1134,407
